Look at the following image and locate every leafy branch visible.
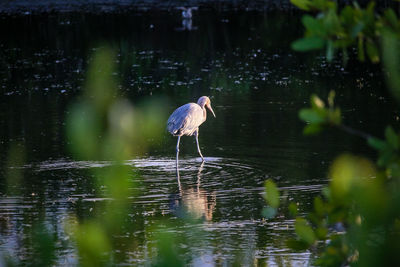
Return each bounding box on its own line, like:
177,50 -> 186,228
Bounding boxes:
291,0 -> 400,63
263,1 -> 400,266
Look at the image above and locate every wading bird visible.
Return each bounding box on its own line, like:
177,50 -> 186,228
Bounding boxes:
175,7 -> 198,31
177,7 -> 198,19
167,96 -> 216,165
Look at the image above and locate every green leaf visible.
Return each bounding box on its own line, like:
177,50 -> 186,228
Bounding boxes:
342,47 -> 349,66
303,123 -> 324,135
385,126 -> 399,149
340,6 -> 355,25
328,107 -> 341,125
299,109 -> 326,124
367,137 -> 386,151
314,197 -> 325,217
318,0 -> 336,11
264,180 -> 280,208
291,37 -> 325,51
350,22 -> 364,38
365,1 -> 376,20
286,239 -> 309,250
383,9 -> 398,28
67,103 -> 101,160
311,94 -> 325,109
262,206 -> 277,219
328,90 -> 335,108
295,218 -> 316,245
315,227 -> 328,239
322,187 -> 331,200
382,30 -> 400,103
358,37 -> 365,62
302,15 -> 324,35
366,41 -> 380,63
324,8 -> 341,33
288,202 -> 298,217
377,149 -> 395,167
388,162 -> 400,178
326,40 -> 334,61
290,0 -> 311,11
329,154 -> 376,201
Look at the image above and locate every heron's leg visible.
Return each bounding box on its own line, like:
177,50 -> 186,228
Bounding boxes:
195,130 -> 204,162
176,136 -> 181,168
176,161 -> 182,194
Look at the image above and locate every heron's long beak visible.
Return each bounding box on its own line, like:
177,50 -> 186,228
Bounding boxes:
207,104 -> 216,118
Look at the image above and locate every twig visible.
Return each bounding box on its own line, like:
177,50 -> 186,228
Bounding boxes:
337,124 -> 374,140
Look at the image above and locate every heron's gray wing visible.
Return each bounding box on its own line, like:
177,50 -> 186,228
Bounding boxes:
167,104 -> 191,134
167,103 -> 202,135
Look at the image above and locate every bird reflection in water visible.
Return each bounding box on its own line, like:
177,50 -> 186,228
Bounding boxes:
170,162 -> 216,221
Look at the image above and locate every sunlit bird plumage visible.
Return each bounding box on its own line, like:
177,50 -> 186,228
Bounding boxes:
167,96 -> 216,164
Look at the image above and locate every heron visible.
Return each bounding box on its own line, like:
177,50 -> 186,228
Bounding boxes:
167,96 -> 216,165
176,7 -> 198,19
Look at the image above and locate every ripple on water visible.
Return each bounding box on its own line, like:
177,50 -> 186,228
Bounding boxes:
20,156 -> 323,207
4,156 -> 319,265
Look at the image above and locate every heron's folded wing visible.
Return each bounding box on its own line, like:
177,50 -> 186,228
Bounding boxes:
167,103 -> 200,135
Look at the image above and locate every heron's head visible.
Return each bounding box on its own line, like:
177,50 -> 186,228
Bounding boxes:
197,96 -> 216,118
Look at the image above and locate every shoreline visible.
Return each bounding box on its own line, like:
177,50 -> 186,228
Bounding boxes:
0,0 -> 397,16
0,0 -> 293,15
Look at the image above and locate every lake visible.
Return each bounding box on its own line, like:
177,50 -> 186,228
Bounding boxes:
0,9 -> 396,266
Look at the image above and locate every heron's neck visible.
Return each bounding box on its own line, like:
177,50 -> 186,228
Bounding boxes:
200,104 -> 207,120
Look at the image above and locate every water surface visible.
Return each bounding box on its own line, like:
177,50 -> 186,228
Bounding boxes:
0,10 -> 396,265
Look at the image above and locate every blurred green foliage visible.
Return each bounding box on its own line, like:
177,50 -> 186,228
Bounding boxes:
262,1 -> 400,266
267,92 -> 400,266
288,87 -> 400,266
151,229 -> 184,267
291,0 -> 400,63
30,224 -> 57,267
262,179 -> 280,219
1,47 -> 170,266
67,48 -> 165,161
64,47 -> 170,266
382,29 -> 400,103
298,91 -> 341,135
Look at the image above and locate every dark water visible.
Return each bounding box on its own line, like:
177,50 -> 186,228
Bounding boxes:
0,10 -> 397,265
